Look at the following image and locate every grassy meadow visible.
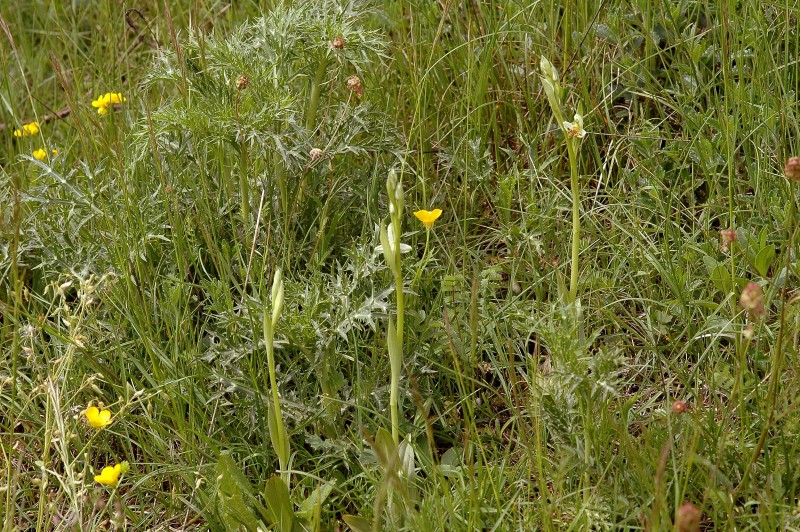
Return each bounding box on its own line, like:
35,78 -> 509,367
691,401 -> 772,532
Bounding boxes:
3,0 -> 800,529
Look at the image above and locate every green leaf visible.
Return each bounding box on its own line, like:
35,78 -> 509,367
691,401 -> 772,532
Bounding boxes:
342,514 -> 372,532
263,475 -> 295,531
754,245 -> 776,277
296,480 -> 335,520
216,452 -> 268,531
373,427 -> 397,471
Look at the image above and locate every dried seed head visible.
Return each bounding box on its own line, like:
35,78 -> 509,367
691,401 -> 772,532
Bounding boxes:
740,281 -> 765,319
720,228 -> 737,251
347,75 -> 363,96
785,156 -> 800,181
671,400 -> 689,415
235,75 -> 249,91
331,36 -> 346,49
309,148 -> 324,161
675,502 -> 702,532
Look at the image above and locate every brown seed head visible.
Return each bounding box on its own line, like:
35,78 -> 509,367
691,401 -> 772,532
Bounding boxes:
785,156 -> 800,181
235,75 -> 249,91
675,502 -> 702,532
720,228 -> 737,251
309,148 -> 324,161
740,281 -> 765,319
347,75 -> 363,96
331,36 -> 346,50
671,400 -> 689,415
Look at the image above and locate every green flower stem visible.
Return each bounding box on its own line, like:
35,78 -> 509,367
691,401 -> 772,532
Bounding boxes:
264,271 -> 289,486
306,55 -> 329,133
390,243 -> 405,445
735,185 -> 797,495
410,228 -> 431,291
566,138 -> 580,302
239,141 -> 250,225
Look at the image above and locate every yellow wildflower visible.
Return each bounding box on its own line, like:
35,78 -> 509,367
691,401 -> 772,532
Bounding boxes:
32,148 -> 47,160
85,405 -> 112,428
13,121 -> 40,137
92,92 -> 127,115
414,209 -> 443,229
94,461 -> 129,487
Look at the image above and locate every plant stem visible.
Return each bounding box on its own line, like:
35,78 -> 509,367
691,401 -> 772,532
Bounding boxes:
566,138 -> 580,302
306,56 -> 329,133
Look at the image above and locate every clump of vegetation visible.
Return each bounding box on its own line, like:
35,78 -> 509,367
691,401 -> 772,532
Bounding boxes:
4,0 -> 800,530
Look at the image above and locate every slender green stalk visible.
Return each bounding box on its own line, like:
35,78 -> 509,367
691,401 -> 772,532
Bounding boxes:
264,270 -> 289,486
540,57 -> 584,302
306,55 -> 329,133
566,139 -> 580,302
381,171 -> 405,444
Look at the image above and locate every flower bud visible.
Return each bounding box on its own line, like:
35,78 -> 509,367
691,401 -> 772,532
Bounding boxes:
720,228 -> 737,251
671,400 -> 689,415
331,36 -> 346,49
785,156 -> 800,181
309,148 -> 324,161
739,281 -> 765,319
539,56 -> 559,83
347,75 -> 363,96
235,75 -> 249,90
271,269 -> 284,327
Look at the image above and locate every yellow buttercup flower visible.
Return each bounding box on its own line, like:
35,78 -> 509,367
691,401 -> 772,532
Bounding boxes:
414,209 -> 442,229
92,92 -> 127,115
94,461 -> 129,486
13,121 -> 40,137
85,405 -> 112,428
31,148 -> 58,161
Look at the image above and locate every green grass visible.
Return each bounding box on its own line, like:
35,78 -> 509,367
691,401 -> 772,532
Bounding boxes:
3,0 -> 800,529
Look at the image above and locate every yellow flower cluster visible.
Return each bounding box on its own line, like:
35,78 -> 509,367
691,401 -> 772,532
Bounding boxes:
91,92 -> 127,115
32,148 -> 58,161
83,403 -> 129,486
13,121 -> 40,137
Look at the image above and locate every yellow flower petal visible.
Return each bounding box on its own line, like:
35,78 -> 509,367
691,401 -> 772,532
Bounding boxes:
85,405 -> 113,428
32,148 -> 47,161
414,208 -> 443,229
94,463 -> 122,486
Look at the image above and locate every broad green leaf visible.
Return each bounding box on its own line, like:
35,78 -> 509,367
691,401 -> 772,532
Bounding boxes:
263,475 -> 294,531
296,480 -> 335,520
754,245 -> 776,278
216,452 -> 268,531
342,514 -> 372,532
